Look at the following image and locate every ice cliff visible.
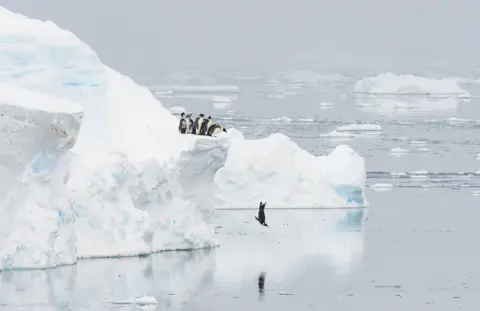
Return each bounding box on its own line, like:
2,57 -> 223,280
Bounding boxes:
0,6 -> 229,270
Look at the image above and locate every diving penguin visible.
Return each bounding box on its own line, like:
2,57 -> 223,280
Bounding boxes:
255,201 -> 269,227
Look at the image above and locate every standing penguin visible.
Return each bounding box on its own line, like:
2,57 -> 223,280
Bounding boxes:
255,201 -> 268,227
186,114 -> 194,134
199,116 -> 212,135
194,114 -> 204,135
178,112 -> 187,134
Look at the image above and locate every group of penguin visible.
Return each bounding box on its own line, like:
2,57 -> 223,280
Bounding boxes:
178,112 -> 227,137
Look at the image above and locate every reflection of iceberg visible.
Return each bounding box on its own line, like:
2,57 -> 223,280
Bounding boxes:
213,209 -> 367,285
0,249 -> 214,309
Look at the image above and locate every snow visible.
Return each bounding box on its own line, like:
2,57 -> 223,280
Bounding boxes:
0,6 -> 229,270
214,130 -> 367,208
354,73 -> 471,97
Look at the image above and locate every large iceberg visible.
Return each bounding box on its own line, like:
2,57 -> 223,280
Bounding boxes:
214,129 -> 367,208
0,6 -> 229,270
0,5 -> 368,270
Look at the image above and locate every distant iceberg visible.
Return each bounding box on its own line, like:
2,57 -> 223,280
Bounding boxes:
354,72 -> 471,98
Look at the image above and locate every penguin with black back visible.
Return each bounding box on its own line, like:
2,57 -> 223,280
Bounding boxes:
255,201 -> 269,227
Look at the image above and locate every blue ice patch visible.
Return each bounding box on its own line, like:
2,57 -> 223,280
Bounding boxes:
334,185 -> 365,206
31,151 -> 59,173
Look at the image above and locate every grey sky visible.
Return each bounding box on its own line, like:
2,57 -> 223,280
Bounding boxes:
1,0 -> 480,77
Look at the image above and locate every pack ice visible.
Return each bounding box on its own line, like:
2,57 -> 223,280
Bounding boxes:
0,6 -> 368,270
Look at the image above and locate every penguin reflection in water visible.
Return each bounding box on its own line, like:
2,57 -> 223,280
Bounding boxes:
258,272 -> 266,300
255,202 -> 269,227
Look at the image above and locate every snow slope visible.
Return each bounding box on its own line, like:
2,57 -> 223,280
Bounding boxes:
0,82 -> 83,270
215,129 -> 367,208
0,6 -> 229,269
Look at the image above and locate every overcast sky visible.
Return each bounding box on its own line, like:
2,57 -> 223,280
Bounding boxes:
2,0 -> 480,77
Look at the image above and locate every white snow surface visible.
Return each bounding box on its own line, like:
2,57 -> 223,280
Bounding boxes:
0,6 -> 229,269
215,130 -> 368,208
354,73 -> 471,97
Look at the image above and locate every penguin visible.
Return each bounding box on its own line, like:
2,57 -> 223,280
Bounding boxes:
194,114 -> 205,135
186,114 -> 194,134
255,201 -> 268,227
199,116 -> 212,135
178,112 -> 187,134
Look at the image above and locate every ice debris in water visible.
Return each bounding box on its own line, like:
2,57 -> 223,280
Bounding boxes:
370,183 -> 394,192
336,123 -> 382,132
112,296 -> 158,305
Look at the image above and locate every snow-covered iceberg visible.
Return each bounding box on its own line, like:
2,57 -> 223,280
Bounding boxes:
0,6 -> 229,270
214,129 -> 367,208
0,5 -> 369,270
0,82 -> 83,270
354,73 -> 471,98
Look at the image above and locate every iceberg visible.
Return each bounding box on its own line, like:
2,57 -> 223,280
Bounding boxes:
354,72 -> 471,98
214,130 -> 367,208
0,6 -> 229,269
